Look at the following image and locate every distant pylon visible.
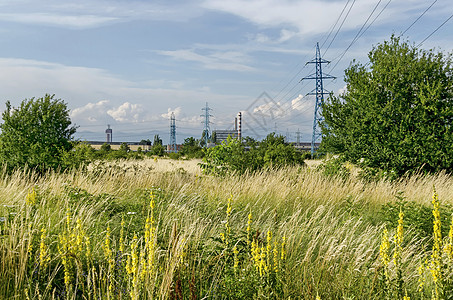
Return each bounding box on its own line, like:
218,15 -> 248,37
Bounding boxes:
296,128 -> 301,145
301,42 -> 335,158
201,102 -> 212,147
169,112 -> 176,153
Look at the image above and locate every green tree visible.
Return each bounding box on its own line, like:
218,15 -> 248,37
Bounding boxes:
100,143 -> 112,153
153,135 -> 162,146
180,137 -> 204,158
119,142 -> 130,153
321,36 -> 453,176
201,133 -> 304,175
0,94 -> 77,172
139,139 -> 152,146
150,144 -> 165,156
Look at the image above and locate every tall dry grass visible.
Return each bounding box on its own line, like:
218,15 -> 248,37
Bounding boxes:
0,159 -> 452,298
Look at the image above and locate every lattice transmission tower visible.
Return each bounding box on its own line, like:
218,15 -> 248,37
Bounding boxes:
169,112 -> 176,153
301,42 -> 335,157
201,102 -> 212,147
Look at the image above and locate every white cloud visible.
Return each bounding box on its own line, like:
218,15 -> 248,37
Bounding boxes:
70,100 -> 111,123
0,13 -> 117,28
161,107 -> 182,119
0,0 -> 204,28
0,57 -> 246,131
107,102 -> 146,123
156,49 -> 255,72
203,0 -> 452,40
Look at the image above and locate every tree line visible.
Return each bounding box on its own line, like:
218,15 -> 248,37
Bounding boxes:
1,36 -> 452,177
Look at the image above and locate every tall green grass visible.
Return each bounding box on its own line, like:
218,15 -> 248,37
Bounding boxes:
0,161 -> 452,299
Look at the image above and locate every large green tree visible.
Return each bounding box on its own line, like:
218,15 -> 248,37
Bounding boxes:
321,36 -> 453,175
0,94 -> 77,172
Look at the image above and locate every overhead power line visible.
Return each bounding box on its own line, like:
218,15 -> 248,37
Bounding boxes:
417,12 -> 453,47
401,0 -> 438,36
322,0 -> 357,56
328,0 -> 389,73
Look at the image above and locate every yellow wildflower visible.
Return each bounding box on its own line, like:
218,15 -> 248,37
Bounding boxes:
26,188 -> 37,206
39,227 -> 49,269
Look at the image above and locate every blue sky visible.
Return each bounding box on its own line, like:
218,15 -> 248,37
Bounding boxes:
0,0 -> 452,143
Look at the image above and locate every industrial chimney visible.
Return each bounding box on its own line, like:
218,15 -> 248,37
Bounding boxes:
105,125 -> 112,143
237,112 -> 242,140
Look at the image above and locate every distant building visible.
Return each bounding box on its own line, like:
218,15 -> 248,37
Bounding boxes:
166,144 -> 183,152
214,130 -> 237,144
105,125 -> 112,143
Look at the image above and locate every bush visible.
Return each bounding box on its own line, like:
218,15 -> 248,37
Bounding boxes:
0,94 -> 77,173
201,133 -> 305,175
321,36 -> 453,176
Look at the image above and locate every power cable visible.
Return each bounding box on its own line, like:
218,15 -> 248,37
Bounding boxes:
323,0 -> 357,56
417,12 -> 453,47
401,0 -> 438,36
328,0 -> 385,73
320,0 -> 352,49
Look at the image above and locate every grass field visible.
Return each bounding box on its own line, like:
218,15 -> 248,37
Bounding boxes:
1,158 -> 453,299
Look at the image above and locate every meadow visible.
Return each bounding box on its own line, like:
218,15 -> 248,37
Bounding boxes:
1,157 -> 453,299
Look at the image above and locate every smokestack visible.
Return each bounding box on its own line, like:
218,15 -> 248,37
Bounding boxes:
105,124 -> 113,143
237,112 -> 242,140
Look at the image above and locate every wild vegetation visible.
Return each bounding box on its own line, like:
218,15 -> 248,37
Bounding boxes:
321,36 -> 453,176
2,36 -> 453,299
1,159 -> 453,299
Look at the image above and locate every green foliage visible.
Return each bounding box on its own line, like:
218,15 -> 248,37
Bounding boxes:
168,152 -> 181,160
380,192 -> 453,238
139,139 -> 152,146
0,94 -> 77,173
201,133 -> 305,175
321,36 -> 453,176
153,134 -> 162,146
179,137 -> 204,159
61,142 -> 96,170
100,143 -> 111,153
316,156 -> 351,180
148,143 -> 165,156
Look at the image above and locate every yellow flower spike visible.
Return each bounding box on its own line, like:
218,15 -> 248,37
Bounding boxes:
76,218 -> 84,255
129,234 -> 140,300
281,236 -> 286,261
58,233 -> 72,290
430,187 -> 443,300
259,246 -> 267,276
226,194 -> 233,215
26,187 -> 37,206
39,227 -> 49,269
233,245 -> 239,273
403,289 -> 410,300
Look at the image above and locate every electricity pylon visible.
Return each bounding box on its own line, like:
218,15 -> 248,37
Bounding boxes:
201,102 -> 212,147
169,112 -> 176,153
301,42 -> 335,158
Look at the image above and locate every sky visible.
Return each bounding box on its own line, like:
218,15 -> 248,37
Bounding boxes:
0,0 -> 452,144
